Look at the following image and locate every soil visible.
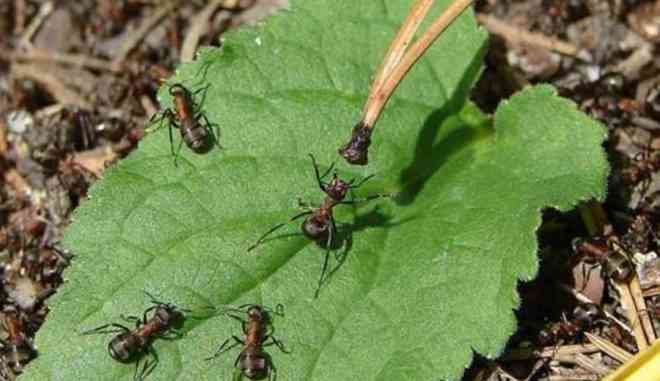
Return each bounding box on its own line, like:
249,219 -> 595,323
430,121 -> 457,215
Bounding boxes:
0,1 -> 658,380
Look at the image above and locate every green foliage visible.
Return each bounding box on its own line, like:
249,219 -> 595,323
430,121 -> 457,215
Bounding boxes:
22,1 -> 608,380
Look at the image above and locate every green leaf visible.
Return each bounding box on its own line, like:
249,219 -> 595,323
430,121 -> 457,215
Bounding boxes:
22,1 -> 608,380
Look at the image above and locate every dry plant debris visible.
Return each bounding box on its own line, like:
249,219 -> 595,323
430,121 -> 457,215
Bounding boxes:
0,1 -> 275,379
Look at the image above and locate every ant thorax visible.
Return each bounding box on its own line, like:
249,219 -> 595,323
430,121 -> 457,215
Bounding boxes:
325,178 -> 350,201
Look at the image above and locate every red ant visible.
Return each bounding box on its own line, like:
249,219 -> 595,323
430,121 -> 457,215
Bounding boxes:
0,305 -> 37,373
248,154 -> 393,297
207,304 -> 288,380
622,146 -> 660,195
82,293 -> 189,381
150,83 -> 219,166
622,192 -> 660,254
572,236 -> 634,283
537,305 -> 602,347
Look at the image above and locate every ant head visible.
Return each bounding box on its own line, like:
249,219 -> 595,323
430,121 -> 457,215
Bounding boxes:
247,305 -> 267,321
326,176 -> 351,201
168,84 -> 189,98
571,237 -> 585,253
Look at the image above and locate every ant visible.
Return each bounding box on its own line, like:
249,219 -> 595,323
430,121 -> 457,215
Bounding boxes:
207,304 -> 288,380
622,145 -> 660,195
0,306 -> 37,373
572,236 -> 634,283
22,246 -> 71,289
150,83 -> 219,166
82,293 -> 188,381
248,154 -> 393,297
537,305 -> 603,347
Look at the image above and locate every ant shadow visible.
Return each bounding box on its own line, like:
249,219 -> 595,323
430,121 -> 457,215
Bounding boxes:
396,41 -> 489,206
315,207 -> 412,296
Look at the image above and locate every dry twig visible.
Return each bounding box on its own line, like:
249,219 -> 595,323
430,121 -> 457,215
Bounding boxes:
363,0 -> 474,128
338,0 -> 474,165
365,0 -> 434,118
11,64 -> 92,110
556,353 -> 611,376
628,276 -> 657,343
0,117 -> 7,156
181,0 -> 229,63
504,344 -> 599,361
4,169 -> 31,201
584,332 -> 633,364
18,1 -> 54,48
475,13 -> 592,62
13,0 -> 26,36
614,279 -> 650,351
7,49 -> 120,73
112,1 -> 179,68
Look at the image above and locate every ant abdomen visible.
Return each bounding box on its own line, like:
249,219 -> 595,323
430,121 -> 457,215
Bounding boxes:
302,217 -> 330,241
238,351 -> 269,379
108,332 -> 144,363
180,120 -> 211,153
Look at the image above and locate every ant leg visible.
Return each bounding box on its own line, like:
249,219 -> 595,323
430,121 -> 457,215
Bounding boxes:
148,109 -> 170,126
142,305 -> 160,325
158,329 -> 184,340
121,314 -> 142,328
247,211 -> 313,252
194,61 -> 213,82
261,303 -> 285,317
267,362 -> 277,381
81,323 -> 130,335
221,312 -> 247,332
192,83 -> 211,97
144,291 -> 163,305
133,357 -> 143,381
581,263 -> 600,290
263,335 -> 291,354
173,134 -> 185,167
315,219 -> 335,298
199,113 -> 222,149
192,83 -> 212,109
168,121 -> 176,157
340,192 -> 394,205
206,336 -> 244,360
297,197 -> 316,211
330,231 -> 351,276
137,347 -> 159,381
235,303 -> 255,311
348,174 -> 375,189
308,154 -> 333,191
148,109 -> 174,136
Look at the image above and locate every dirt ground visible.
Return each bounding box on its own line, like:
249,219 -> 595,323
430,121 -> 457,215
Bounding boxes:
0,0 -> 658,380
